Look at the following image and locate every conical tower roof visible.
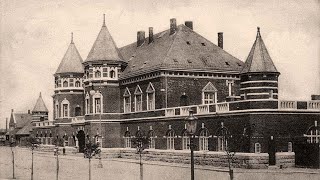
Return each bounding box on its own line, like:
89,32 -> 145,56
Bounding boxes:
85,14 -> 123,63
32,92 -> 48,112
55,33 -> 84,74
241,27 -> 278,74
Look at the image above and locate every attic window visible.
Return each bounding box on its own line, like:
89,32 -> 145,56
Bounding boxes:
186,41 -> 191,45
225,62 -> 230,66
187,59 -> 192,63
201,43 -> 206,46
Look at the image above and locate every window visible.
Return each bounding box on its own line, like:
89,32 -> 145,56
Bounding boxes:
199,128 -> 209,151
61,99 -> 70,118
93,93 -> 103,114
217,136 -> 227,151
124,131 -> 131,148
148,130 -> 155,149
69,79 -> 74,87
226,80 -> 234,96
305,121 -> 320,143
255,143 -> 261,153
146,82 -> 155,110
288,142 -> 293,152
166,129 -> 175,150
216,122 -> 228,151
85,94 -> 90,114
75,81 -> 81,87
202,82 -> 217,104
55,103 -> 59,119
182,130 -> 190,150
95,70 -> 101,78
123,87 -> 131,113
134,85 -> 143,112
57,80 -> 61,87
110,70 -> 115,78
63,81 -> 68,87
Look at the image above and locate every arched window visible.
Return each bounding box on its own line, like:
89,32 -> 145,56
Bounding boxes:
146,82 -> 155,110
199,127 -> 209,151
182,129 -> 190,150
255,143 -> 261,153
166,128 -> 175,150
63,81 -> 68,87
75,81 -> 81,87
124,131 -> 131,148
85,94 -> 90,114
134,85 -> 143,112
123,87 -> 131,113
110,70 -> 115,78
93,92 -> 103,114
61,99 -> 70,118
305,121 -> 320,143
95,70 -> 101,78
148,130 -> 155,149
216,122 -> 228,151
55,101 -> 59,119
202,82 -> 217,104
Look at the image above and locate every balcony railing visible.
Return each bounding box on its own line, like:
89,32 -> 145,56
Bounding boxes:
216,103 -> 229,113
197,104 -> 209,114
279,101 -> 297,109
308,101 -> 320,110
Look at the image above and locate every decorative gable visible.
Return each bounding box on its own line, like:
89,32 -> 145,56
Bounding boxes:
123,87 -> 131,97
202,82 -> 217,92
134,85 -> 142,95
146,82 -> 155,93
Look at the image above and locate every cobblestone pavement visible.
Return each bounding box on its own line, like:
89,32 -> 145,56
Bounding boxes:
1,146 -> 320,180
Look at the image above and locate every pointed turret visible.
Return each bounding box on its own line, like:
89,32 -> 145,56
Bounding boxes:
84,14 -> 124,63
240,27 -> 280,100
55,33 -> 84,74
241,27 -> 278,73
32,92 -> 48,113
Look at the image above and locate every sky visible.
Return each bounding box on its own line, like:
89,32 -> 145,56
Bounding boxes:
0,0 -> 319,128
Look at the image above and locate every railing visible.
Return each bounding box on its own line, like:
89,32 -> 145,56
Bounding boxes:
71,116 -> 85,123
197,105 -> 209,114
180,107 -> 190,116
279,101 -> 297,109
216,103 -> 229,113
165,109 -> 175,117
55,86 -> 84,91
308,101 -> 320,110
35,121 -> 54,127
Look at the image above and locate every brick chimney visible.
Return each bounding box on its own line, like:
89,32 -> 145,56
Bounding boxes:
149,27 -> 153,43
11,109 -> 13,113
28,110 -> 31,114
137,31 -> 145,47
170,18 -> 177,35
218,32 -> 223,49
185,21 -> 193,30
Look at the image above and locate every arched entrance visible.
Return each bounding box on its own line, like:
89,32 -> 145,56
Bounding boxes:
77,130 -> 85,153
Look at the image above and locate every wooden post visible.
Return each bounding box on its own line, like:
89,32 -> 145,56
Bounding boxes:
31,147 -> 34,180
11,146 -> 15,179
140,152 -> 143,180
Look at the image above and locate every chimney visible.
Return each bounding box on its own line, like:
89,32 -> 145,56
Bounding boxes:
137,31 -> 145,47
11,109 -> 14,113
6,118 -> 8,132
170,18 -> 177,35
185,21 -> 193,30
218,32 -> 223,49
28,110 -> 31,114
149,27 -> 154,43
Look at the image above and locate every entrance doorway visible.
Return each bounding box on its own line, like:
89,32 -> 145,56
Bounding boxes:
77,130 -> 85,153
268,136 -> 276,165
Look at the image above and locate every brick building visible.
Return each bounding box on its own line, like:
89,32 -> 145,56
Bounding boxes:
30,16 -> 320,167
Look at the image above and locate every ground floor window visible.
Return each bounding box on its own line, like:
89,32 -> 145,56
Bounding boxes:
148,130 -> 155,149
124,131 -> 131,148
182,131 -> 190,150
199,129 -> 209,151
217,136 -> 227,151
166,130 -> 175,150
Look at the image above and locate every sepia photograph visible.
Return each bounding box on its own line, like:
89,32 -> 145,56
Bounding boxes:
0,0 -> 319,179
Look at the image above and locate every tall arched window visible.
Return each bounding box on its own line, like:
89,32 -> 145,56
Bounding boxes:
124,131 -> 131,148
199,128 -> 209,151
134,85 -> 143,112
202,82 -> 217,104
305,121 -> 320,143
63,81 -> 68,87
55,101 -> 59,119
146,82 -> 155,110
75,81 -> 81,87
95,70 -> 101,78
182,129 -> 190,150
61,98 -> 70,118
110,70 -> 115,78
148,130 -> 155,149
123,87 -> 131,113
85,94 -> 90,114
93,92 -> 103,114
166,128 -> 175,150
216,122 -> 228,151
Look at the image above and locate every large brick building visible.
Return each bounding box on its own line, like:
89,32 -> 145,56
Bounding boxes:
28,16 -> 320,167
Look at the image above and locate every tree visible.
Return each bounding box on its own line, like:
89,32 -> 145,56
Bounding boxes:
83,140 -> 100,180
132,132 -> 150,180
26,137 -> 41,180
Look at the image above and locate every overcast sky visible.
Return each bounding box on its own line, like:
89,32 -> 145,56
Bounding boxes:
0,0 -> 319,128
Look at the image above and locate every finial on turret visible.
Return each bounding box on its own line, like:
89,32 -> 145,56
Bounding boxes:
103,14 -> 106,27
257,27 -> 261,38
71,32 -> 74,44
39,92 -> 42,97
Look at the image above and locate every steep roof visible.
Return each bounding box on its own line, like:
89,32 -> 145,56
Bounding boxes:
55,33 -> 84,74
85,16 -> 124,63
120,24 -> 244,78
10,112 -> 32,129
32,93 -> 48,112
16,123 -> 33,135
241,27 -> 278,73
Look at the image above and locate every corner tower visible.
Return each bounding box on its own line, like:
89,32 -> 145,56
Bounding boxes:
32,92 -> 49,122
240,27 -> 280,100
53,33 -> 84,120
83,14 -> 126,116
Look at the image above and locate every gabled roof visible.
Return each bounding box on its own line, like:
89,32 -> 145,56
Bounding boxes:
120,24 -> 244,78
16,123 -> 33,135
32,92 -> 48,112
85,15 -> 124,63
241,27 -> 278,74
55,33 -> 84,74
10,112 -> 32,129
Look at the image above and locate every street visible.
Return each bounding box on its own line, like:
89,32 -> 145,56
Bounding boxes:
1,146 -> 320,180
